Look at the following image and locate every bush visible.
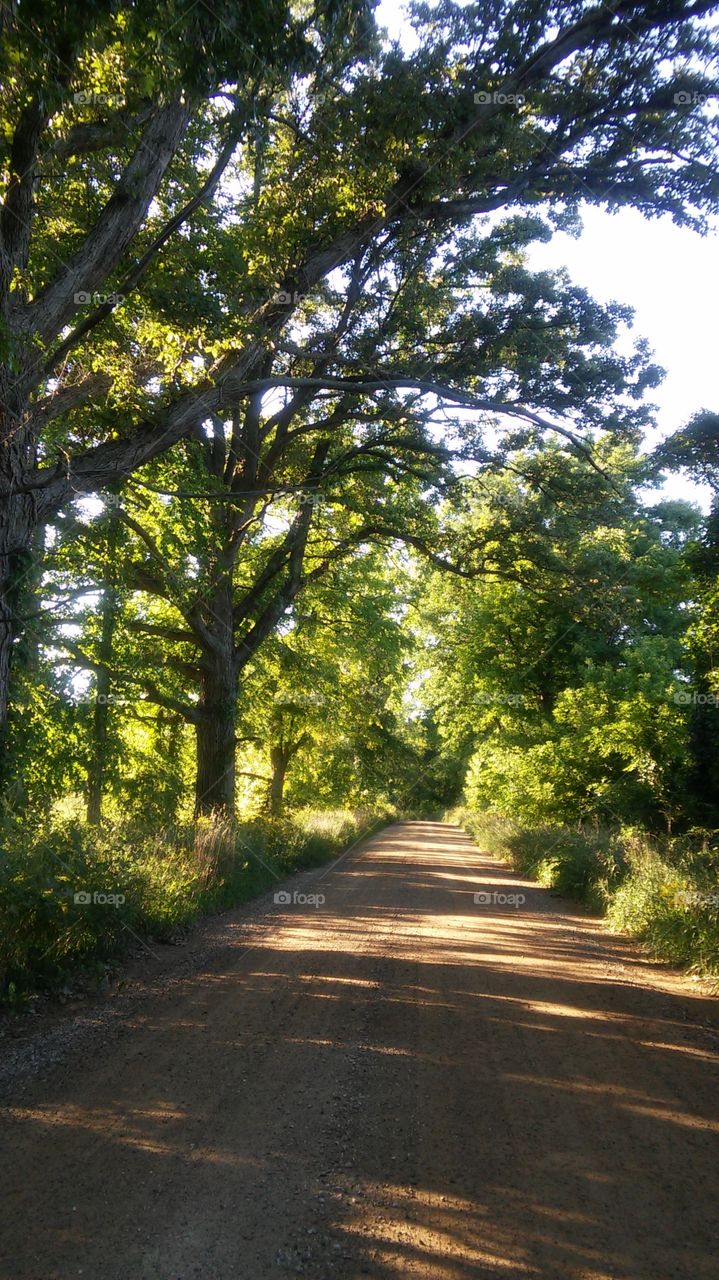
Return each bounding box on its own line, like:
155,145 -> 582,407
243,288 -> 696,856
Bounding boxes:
450,808 -> 626,910
0,805 -> 393,1007
292,807 -> 389,859
450,807 -> 719,976
607,837 -> 719,972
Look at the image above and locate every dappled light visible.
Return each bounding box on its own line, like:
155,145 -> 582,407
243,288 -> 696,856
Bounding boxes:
3,823 -> 717,1279
2,3 -> 719,1273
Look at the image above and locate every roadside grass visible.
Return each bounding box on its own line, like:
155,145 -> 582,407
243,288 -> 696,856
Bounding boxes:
0,805 -> 394,1009
449,808 -> 719,978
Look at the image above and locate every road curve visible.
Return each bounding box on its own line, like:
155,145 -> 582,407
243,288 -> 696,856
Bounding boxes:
2,820 -> 719,1279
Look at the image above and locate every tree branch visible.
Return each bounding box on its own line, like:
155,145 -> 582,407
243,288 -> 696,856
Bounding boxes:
22,99 -> 191,343
51,105 -> 156,162
44,115 -> 245,374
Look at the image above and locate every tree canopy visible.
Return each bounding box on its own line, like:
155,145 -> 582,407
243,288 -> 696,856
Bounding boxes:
1,0 -> 718,827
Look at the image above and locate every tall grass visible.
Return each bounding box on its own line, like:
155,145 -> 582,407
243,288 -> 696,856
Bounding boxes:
0,805 -> 393,1008
450,808 -> 719,977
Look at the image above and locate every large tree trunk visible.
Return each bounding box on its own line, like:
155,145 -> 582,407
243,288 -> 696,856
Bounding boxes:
195,669 -> 237,816
0,525 -> 39,803
0,395 -> 37,742
268,745 -> 289,816
194,581 -> 238,817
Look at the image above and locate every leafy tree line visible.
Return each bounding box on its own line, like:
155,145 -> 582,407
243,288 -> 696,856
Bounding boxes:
418,425 -> 719,978
10,421 -> 719,837
415,438 -> 719,832
1,0 -> 719,831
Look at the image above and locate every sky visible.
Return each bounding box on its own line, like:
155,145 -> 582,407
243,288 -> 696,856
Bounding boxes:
376,0 -> 718,511
527,205 -> 719,508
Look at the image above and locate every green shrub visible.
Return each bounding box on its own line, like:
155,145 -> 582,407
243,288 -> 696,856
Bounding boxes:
0,805 -> 392,1006
450,807 -> 719,976
607,839 -> 719,972
449,808 -> 626,910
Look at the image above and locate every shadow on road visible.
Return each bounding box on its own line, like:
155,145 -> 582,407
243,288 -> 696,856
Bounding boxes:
2,822 -> 718,1279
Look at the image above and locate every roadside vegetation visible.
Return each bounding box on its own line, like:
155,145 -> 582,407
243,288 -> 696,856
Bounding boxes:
1,2 -> 718,1003
449,813 -> 719,978
417,443 -> 719,979
0,806 -> 394,1008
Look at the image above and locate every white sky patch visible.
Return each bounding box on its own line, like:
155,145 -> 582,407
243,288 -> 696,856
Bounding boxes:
377,0 -> 420,51
526,204 -> 719,510
262,508 -> 293,536
77,495 -> 104,519
262,385 -> 290,417
526,205 -> 719,443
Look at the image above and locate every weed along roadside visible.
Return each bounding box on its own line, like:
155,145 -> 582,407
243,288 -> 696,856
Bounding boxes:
0,809 -> 397,1010
453,810 -> 719,980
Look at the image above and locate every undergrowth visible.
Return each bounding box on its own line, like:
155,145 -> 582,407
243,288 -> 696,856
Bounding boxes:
0,805 -> 392,1008
449,808 -> 719,977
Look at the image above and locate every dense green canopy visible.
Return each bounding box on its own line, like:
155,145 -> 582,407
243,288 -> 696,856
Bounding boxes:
1,0 -> 718,828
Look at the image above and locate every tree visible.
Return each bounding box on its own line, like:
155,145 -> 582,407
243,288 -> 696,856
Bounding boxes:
658,411 -> 719,817
235,549 -> 412,814
2,0 -> 718,757
0,0 -> 374,731
417,446 -> 700,826
38,202 -> 674,816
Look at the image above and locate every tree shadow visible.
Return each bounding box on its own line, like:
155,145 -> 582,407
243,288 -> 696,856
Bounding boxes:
2,822 -> 718,1279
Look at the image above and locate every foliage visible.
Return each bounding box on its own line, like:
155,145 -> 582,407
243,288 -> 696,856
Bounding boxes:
418,452 -> 705,829
451,808 -> 627,909
451,808 -> 719,975
0,804 -> 394,1007
1,2 -> 719,990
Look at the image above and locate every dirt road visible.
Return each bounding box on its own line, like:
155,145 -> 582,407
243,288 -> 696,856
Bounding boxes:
2,820 -> 719,1279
